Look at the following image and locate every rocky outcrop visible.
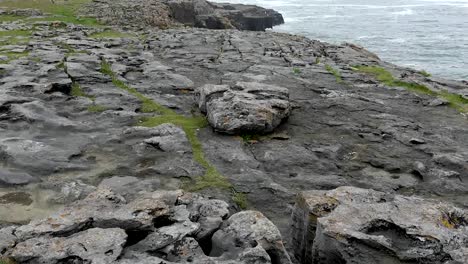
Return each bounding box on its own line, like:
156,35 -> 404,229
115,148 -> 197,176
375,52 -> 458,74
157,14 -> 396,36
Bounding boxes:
83,0 -> 284,31
291,186 -> 468,264
1,4 -> 468,262
1,189 -> 291,264
197,82 -> 291,134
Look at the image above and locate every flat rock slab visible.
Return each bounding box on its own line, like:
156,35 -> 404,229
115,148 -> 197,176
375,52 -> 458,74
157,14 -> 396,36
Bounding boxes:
198,82 -> 291,134
291,186 -> 468,264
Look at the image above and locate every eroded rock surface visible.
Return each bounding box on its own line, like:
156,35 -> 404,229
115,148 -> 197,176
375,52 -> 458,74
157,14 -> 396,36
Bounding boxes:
198,82 -> 291,134
0,5 -> 468,263
1,189 -> 290,264
291,186 -> 468,264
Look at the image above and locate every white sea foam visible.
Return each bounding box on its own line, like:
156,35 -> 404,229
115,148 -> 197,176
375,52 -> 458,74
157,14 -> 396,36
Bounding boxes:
391,8 -> 415,15
387,38 -> 407,43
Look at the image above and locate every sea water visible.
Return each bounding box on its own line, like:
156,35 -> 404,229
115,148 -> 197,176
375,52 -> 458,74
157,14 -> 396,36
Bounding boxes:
212,0 -> 468,80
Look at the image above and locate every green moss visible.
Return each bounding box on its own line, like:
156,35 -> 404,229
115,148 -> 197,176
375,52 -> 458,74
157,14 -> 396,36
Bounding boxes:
353,65 -> 437,95
0,30 -> 31,37
232,191 -> 248,209
239,133 -> 260,144
439,91 -> 468,113
353,65 -> 394,83
0,51 -> 29,63
71,82 -> 94,100
315,57 -> 321,64
0,14 -> 25,22
292,67 -> 301,75
87,104 -> 106,113
101,59 -> 232,191
31,56 -> 41,62
354,65 -> 467,113
56,60 -> 65,69
325,64 -> 343,83
0,0 -> 100,27
89,30 -> 135,39
100,59 -> 113,75
0,30 -> 32,46
419,70 -> 431,77
0,257 -> 16,264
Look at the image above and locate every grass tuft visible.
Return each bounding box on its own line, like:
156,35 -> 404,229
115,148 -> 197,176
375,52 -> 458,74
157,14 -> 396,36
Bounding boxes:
71,82 -> 94,100
292,67 -> 301,75
0,257 -> 16,264
325,64 -> 343,83
239,133 -> 260,144
439,91 -> 468,113
232,191 -> 248,209
87,104 -> 107,113
419,70 -> 431,77
354,65 -> 467,113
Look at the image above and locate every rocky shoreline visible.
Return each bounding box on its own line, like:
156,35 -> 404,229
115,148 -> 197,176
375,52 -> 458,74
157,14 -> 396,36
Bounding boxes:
1,0 -> 468,263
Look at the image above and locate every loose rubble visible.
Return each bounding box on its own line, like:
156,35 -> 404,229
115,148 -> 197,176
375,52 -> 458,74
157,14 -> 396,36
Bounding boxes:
1,189 -> 291,264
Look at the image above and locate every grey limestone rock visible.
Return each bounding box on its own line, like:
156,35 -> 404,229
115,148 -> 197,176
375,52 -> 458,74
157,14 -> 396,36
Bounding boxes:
11,228 -> 127,264
212,210 -> 292,264
198,82 -> 291,134
1,189 -> 288,264
291,186 -> 468,264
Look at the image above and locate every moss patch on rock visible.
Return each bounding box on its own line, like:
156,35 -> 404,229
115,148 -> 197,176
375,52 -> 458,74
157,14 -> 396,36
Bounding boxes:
325,64 -> 343,83
353,65 -> 468,113
101,59 -> 232,191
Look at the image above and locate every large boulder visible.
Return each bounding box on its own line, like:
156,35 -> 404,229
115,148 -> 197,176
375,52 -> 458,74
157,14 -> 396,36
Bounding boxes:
290,186 -> 468,264
1,189 -> 291,264
197,82 -> 291,134
212,3 -> 285,31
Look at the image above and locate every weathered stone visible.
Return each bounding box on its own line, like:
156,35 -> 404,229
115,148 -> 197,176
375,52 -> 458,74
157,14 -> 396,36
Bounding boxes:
0,169 -> 34,186
212,210 -> 292,264
291,186 -> 468,264
47,180 -> 97,204
1,4 -> 468,263
1,189 -> 287,264
198,82 -> 291,134
0,226 -> 17,254
143,124 -> 192,153
11,228 -> 127,264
